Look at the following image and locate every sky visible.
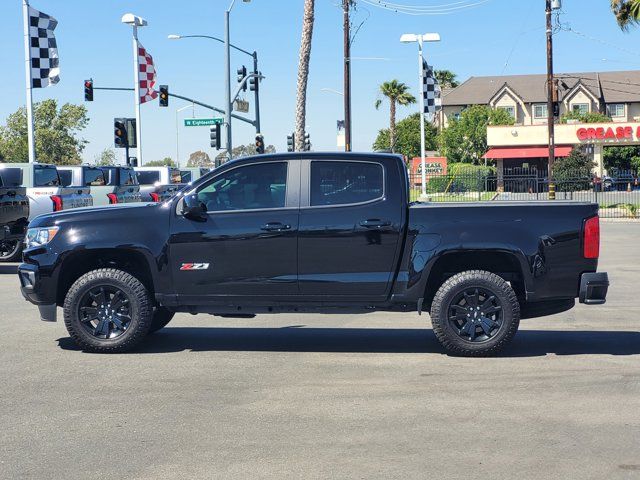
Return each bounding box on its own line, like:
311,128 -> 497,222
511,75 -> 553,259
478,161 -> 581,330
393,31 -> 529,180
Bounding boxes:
1,0 -> 640,166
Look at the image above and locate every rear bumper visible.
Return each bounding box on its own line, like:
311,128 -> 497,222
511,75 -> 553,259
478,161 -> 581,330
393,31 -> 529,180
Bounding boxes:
579,272 -> 609,305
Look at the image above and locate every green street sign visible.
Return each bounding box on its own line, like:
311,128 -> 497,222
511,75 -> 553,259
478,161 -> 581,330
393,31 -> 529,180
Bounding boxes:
184,118 -> 223,127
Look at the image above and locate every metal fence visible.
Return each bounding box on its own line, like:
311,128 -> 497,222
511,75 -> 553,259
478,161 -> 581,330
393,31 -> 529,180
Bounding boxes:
408,169 -> 640,219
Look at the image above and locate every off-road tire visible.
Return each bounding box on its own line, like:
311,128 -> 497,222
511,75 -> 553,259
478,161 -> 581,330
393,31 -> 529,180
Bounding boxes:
148,307 -> 174,334
430,270 -> 520,357
63,268 -> 153,353
0,240 -> 23,263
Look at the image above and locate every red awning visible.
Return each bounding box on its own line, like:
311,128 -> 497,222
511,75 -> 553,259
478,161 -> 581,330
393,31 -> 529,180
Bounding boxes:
484,146 -> 573,159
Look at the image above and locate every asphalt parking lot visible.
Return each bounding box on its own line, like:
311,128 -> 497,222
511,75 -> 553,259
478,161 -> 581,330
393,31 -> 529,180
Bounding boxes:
1,222 -> 639,480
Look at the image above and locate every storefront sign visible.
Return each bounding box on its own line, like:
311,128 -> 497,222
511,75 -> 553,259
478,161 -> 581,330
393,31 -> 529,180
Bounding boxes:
411,157 -> 447,182
576,125 -> 639,142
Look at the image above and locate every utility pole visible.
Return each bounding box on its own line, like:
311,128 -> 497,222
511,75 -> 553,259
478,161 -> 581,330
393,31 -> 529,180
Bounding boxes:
224,9 -> 233,161
253,51 -> 261,134
546,0 -> 556,200
343,0 -> 352,152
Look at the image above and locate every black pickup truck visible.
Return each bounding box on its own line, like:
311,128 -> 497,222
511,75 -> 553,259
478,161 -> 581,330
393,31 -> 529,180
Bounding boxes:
18,153 -> 609,356
0,168 -> 29,262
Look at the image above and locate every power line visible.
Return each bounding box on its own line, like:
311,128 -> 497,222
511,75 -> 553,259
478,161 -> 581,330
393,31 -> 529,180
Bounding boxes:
359,0 -> 493,15
562,26 -> 640,59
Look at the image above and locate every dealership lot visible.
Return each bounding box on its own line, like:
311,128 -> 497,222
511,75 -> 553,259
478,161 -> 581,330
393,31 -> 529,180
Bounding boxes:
1,223 -> 639,480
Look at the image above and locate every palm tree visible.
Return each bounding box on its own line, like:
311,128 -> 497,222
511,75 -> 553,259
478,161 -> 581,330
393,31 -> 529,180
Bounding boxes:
434,70 -> 459,89
374,80 -> 416,153
295,0 -> 315,151
612,0 -> 640,29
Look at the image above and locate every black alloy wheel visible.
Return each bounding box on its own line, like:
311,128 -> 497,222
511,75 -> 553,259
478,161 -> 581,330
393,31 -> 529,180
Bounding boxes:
447,287 -> 503,343
0,240 -> 22,262
77,286 -> 132,339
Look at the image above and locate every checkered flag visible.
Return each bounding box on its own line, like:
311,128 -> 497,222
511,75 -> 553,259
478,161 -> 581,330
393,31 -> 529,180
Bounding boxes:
422,60 -> 441,115
28,6 -> 59,88
138,43 -> 158,104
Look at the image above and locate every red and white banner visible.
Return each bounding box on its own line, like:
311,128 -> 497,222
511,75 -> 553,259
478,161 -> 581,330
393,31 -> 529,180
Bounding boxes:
138,43 -> 158,104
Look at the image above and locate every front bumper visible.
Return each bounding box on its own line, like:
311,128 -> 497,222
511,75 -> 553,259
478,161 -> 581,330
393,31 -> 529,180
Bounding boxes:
18,261 -> 58,321
579,272 -> 609,305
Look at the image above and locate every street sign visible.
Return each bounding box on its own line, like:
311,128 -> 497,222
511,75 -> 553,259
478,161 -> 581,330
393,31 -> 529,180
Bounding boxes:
184,118 -> 223,127
234,99 -> 249,113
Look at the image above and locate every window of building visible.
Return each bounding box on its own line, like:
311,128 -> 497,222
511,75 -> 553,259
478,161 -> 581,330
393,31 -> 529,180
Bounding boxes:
497,105 -> 516,119
572,103 -> 590,115
310,161 -> 383,207
197,162 -> 287,212
606,103 -> 625,118
533,104 -> 548,119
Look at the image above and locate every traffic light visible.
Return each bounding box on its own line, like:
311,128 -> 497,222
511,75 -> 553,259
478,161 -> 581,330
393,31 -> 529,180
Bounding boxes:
210,123 -> 221,150
159,85 -> 169,107
249,71 -> 259,92
237,65 -> 247,92
84,79 -> 93,102
114,119 -> 128,148
255,134 -> 265,154
287,133 -> 295,152
304,133 -> 311,152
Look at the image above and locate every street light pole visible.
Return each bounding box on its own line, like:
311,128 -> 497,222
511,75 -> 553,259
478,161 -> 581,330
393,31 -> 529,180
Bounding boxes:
253,51 -> 261,134
224,6 -> 233,161
401,33 -> 440,198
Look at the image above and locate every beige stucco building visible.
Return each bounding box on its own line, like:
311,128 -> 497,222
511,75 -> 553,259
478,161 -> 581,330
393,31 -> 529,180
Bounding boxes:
441,70 -> 640,176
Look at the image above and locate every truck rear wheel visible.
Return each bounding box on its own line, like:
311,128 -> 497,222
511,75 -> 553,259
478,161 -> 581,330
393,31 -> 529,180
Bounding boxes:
63,268 -> 153,353
0,240 -> 23,263
430,270 -> 520,357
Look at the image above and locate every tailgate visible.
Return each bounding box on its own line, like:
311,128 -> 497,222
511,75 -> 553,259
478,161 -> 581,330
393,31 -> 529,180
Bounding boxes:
114,185 -> 142,203
0,187 -> 29,234
58,187 -> 93,209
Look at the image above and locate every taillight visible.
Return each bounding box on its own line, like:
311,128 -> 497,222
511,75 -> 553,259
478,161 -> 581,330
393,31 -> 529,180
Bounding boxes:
50,195 -> 63,212
149,192 -> 160,202
107,193 -> 118,204
583,216 -> 600,259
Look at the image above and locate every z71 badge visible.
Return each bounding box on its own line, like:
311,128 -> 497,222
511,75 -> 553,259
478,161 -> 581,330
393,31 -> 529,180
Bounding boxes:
180,263 -> 210,271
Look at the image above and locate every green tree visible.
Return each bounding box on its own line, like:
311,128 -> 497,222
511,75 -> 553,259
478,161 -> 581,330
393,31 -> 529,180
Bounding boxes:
144,157 -> 175,167
95,147 -> 117,166
373,113 -> 437,159
611,0 -> 640,29
215,143 -> 276,163
559,111 -> 611,124
603,146 -> 640,172
187,150 -> 212,167
434,69 -> 459,88
0,99 -> 88,164
554,149 -> 595,191
295,0 -> 315,151
438,105 -> 514,165
374,80 -> 416,153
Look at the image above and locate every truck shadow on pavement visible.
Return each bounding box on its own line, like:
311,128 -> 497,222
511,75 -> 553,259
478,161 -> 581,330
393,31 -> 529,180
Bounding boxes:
0,265 -> 18,274
57,327 -> 640,357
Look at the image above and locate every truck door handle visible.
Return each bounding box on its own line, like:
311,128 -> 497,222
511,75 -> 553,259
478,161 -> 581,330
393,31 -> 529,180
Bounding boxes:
261,222 -> 291,232
359,219 -> 392,229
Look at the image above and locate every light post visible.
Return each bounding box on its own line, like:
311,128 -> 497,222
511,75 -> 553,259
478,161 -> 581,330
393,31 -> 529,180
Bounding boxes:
175,103 -> 195,168
401,33 -> 440,197
121,13 -> 147,165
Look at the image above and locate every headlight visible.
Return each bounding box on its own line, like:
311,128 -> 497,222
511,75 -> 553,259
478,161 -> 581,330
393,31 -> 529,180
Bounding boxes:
25,227 -> 59,249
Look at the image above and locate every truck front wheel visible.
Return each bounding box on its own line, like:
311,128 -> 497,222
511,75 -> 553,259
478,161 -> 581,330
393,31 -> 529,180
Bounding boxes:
430,270 -> 520,357
63,268 -> 153,353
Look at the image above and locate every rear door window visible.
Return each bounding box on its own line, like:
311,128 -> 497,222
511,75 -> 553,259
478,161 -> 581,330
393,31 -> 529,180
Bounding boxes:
136,171 -> 160,185
58,170 -> 73,186
83,168 -> 106,186
0,168 -> 24,187
34,165 -> 60,187
180,170 -> 192,183
310,161 -> 384,206
123,169 -> 138,186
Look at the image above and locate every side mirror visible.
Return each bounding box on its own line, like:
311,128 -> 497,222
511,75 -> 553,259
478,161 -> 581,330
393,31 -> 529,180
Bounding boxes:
181,193 -> 207,222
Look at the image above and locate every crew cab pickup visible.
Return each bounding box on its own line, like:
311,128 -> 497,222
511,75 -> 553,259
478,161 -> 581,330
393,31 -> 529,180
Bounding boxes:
0,168 -> 29,262
134,166 -> 183,202
58,165 -> 141,206
18,153 -> 609,356
1,163 -> 92,261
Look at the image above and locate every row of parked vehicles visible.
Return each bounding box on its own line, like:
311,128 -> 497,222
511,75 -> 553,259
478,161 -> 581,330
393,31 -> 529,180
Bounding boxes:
0,163 -> 210,262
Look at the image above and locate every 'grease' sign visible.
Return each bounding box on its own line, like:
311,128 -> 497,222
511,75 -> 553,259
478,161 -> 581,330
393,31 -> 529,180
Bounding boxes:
576,126 -> 640,142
